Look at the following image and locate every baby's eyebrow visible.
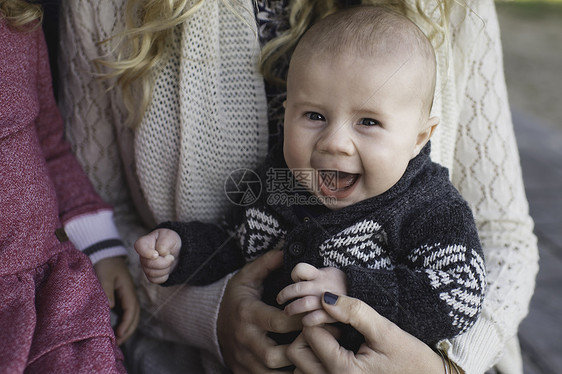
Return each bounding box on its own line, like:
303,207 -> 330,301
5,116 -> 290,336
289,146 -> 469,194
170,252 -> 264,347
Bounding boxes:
290,99 -> 323,108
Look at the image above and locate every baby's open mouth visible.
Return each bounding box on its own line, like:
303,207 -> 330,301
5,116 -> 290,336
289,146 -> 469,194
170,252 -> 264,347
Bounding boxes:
318,170 -> 360,192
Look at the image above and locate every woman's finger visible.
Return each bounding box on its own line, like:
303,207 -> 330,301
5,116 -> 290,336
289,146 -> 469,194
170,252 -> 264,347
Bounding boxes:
249,338 -> 293,370
218,249 -> 300,372
249,298 -> 302,334
315,293 -> 446,373
300,324 -> 355,372
321,292 -> 385,347
239,249 -> 284,288
301,309 -> 337,326
231,344 -> 293,374
228,315 -> 294,371
287,331 -> 328,374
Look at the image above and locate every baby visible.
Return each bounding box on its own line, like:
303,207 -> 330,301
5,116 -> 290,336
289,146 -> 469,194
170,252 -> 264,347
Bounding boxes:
136,5 -> 486,349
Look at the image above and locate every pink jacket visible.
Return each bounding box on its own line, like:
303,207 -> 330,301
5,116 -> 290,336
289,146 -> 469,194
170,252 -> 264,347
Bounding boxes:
1,20 -> 125,372
0,20 -> 112,276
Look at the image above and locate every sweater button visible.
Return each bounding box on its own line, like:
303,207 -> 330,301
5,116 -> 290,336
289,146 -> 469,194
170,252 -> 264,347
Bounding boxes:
289,242 -> 304,257
303,217 -> 310,223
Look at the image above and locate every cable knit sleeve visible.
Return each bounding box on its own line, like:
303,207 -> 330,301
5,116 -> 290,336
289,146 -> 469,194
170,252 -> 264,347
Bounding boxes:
58,0 -> 132,220
441,2 -> 539,373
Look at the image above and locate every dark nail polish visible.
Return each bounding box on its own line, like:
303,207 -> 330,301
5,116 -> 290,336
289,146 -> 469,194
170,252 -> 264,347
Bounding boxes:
324,292 -> 339,305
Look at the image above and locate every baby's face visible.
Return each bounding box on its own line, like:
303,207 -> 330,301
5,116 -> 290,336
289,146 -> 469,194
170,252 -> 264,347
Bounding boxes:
283,53 -> 433,210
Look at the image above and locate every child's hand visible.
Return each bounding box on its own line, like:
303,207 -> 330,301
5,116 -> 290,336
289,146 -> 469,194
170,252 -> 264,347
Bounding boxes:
276,263 -> 347,326
94,256 -> 140,345
134,228 -> 181,284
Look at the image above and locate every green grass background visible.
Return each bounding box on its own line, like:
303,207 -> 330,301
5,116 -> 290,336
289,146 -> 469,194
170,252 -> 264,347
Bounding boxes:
496,0 -> 562,18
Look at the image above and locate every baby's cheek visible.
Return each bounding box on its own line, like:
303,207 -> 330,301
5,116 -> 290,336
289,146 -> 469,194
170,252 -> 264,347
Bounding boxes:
284,143 -> 304,170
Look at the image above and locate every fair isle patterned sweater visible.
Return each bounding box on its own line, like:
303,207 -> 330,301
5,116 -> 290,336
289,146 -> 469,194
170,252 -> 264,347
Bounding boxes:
161,144 -> 486,347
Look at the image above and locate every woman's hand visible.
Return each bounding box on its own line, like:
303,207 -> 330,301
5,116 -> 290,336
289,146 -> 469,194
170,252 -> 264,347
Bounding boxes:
217,250 -> 302,373
288,292 -> 446,374
94,256 -> 140,345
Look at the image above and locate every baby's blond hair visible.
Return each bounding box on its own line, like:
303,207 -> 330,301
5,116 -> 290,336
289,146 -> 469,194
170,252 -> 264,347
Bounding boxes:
289,6 -> 436,116
261,0 -> 452,87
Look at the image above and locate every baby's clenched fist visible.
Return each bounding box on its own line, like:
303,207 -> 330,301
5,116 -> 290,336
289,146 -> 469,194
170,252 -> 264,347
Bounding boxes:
134,228 -> 181,284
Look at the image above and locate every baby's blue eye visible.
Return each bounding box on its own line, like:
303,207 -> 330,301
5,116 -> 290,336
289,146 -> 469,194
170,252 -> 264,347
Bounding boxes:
305,112 -> 326,121
359,118 -> 381,127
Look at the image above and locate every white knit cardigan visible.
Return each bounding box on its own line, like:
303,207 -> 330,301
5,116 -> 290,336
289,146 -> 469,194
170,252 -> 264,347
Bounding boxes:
58,1 -> 538,373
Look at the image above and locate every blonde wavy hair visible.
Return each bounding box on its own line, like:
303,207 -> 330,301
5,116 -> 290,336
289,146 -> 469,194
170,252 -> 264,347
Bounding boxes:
0,0 -> 42,30
105,0 -> 453,127
98,0 -> 205,127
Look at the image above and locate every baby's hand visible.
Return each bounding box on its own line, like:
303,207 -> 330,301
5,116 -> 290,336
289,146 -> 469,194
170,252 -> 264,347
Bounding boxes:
276,263 -> 347,325
134,228 -> 181,284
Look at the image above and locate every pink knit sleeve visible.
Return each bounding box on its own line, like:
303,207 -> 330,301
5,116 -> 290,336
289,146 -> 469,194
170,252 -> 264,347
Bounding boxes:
32,28 -> 108,222
32,28 -> 126,262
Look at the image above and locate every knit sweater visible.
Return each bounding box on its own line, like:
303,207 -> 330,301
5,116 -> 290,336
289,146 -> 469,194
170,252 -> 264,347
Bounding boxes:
161,143 -> 486,348
0,19 -> 125,372
58,1 -> 538,373
0,20 -> 125,271
0,18 -> 126,264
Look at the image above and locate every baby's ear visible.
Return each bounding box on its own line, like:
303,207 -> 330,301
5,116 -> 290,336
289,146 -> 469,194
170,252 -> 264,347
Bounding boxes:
413,116 -> 439,157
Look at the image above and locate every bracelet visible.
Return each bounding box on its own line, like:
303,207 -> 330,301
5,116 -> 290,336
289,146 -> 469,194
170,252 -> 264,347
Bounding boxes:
437,350 -> 451,374
450,359 -> 462,374
437,349 -> 461,374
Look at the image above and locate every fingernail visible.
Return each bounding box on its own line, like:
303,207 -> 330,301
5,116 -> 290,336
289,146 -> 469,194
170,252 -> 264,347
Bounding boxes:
324,292 -> 339,305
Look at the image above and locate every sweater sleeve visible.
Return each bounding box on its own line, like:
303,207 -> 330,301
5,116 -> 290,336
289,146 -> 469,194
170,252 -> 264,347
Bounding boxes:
33,25 -> 127,263
58,0 -> 132,219
445,2 -> 539,373
344,200 -> 485,346
158,220 -> 245,286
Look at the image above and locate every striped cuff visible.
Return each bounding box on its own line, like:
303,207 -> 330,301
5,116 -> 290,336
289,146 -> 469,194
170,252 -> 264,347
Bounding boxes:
64,209 -> 128,264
